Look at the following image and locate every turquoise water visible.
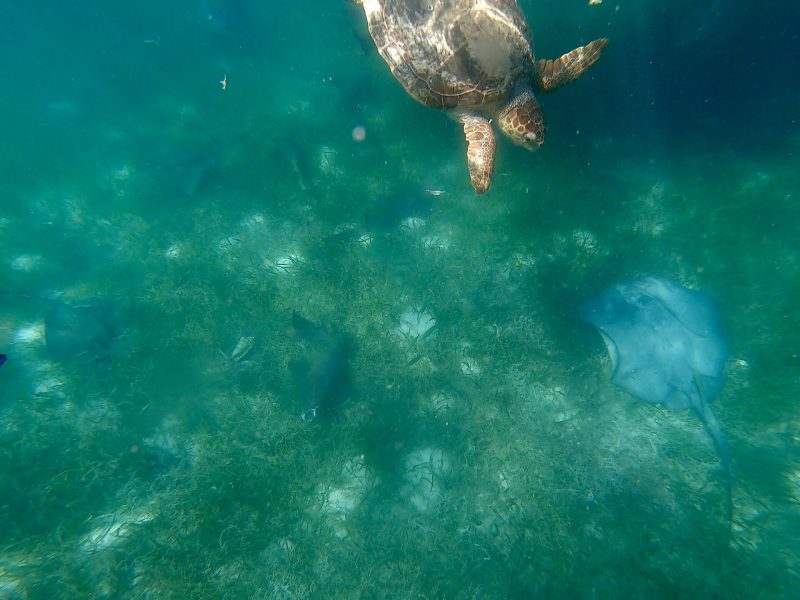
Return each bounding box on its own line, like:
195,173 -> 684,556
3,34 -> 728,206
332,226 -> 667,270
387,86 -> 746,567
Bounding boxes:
1,1 -> 798,597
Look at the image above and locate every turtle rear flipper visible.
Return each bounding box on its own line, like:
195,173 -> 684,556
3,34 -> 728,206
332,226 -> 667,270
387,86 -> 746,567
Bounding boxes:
536,38 -> 608,92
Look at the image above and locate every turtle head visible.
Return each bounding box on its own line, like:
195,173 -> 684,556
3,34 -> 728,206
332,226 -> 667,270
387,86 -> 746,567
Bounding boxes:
498,89 -> 545,151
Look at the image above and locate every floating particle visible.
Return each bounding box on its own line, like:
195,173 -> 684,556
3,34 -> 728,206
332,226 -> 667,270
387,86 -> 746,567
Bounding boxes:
351,125 -> 367,142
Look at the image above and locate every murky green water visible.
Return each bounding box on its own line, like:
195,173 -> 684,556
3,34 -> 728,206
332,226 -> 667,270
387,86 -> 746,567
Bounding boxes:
1,1 -> 798,597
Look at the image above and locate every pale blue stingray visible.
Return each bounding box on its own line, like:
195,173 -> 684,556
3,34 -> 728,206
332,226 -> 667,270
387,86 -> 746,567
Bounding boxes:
583,276 -> 731,525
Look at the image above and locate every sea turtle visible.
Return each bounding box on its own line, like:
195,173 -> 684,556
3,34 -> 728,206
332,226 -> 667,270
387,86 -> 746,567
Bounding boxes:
353,0 -> 607,193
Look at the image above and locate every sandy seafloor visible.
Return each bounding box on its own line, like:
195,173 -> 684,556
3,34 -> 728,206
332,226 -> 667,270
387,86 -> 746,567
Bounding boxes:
0,1 -> 798,597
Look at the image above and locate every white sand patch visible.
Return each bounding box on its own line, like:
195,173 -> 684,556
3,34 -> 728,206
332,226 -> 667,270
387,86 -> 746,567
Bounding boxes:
317,145 -> 341,177
240,213 -> 266,229
400,216 -> 426,230
143,416 -> 201,468
33,374 -> 65,396
420,233 -> 451,250
429,391 -> 457,414
0,561 -> 26,597
10,254 -> 43,272
402,447 -> 450,513
460,356 -> 482,377
263,253 -> 303,274
572,229 -> 601,254
14,322 -> 45,345
216,235 -> 241,253
317,455 -> 375,537
164,243 -> 182,259
395,308 -> 436,341
81,509 -> 155,553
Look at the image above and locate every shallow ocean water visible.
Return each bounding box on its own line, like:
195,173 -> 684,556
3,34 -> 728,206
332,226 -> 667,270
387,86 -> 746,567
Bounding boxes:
1,1 -> 798,597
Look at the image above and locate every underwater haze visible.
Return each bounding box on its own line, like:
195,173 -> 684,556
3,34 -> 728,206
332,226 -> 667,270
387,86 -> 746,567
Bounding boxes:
1,0 -> 799,597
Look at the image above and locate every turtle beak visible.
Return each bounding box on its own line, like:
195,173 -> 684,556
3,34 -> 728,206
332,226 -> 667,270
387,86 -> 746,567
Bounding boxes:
523,130 -> 544,149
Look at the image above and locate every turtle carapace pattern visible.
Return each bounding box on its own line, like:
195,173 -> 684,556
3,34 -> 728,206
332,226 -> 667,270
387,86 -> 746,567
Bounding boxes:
354,0 -> 607,193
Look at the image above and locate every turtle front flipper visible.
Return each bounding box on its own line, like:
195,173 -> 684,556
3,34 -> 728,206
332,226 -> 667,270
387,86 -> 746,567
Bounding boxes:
536,38 -> 608,92
459,114 -> 496,194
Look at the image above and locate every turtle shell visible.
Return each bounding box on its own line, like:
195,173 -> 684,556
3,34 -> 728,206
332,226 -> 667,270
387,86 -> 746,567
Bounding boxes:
363,0 -> 535,111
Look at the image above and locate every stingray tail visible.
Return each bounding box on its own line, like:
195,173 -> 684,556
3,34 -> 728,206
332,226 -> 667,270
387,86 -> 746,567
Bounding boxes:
693,376 -> 733,531
0,289 -> 73,307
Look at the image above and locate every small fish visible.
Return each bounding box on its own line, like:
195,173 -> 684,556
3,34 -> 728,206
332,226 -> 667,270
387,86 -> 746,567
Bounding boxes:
0,354 -> 6,367
229,336 -> 255,362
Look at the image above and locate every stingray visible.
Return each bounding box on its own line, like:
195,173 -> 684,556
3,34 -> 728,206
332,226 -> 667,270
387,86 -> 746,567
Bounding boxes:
364,186 -> 434,232
156,146 -> 223,197
289,312 -> 352,421
155,131 -> 251,197
582,276 -> 732,525
44,301 -> 125,361
2,291 -> 126,361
